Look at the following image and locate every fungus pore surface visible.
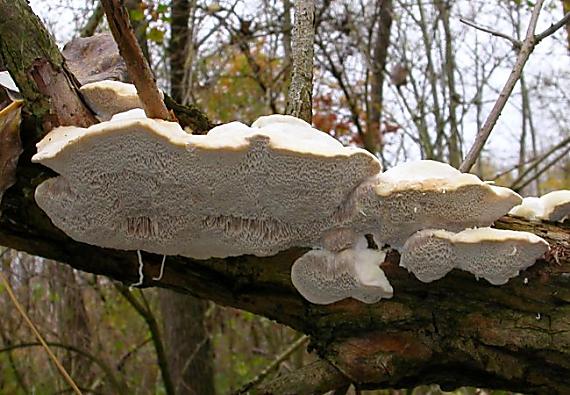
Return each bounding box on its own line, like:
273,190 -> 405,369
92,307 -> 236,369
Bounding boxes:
33,114 -> 381,259
290,246 -> 392,304
400,227 -> 549,285
348,160 -> 522,248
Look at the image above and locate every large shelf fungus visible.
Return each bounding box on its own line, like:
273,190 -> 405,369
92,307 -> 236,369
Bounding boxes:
33,112 -> 380,259
400,227 -> 549,285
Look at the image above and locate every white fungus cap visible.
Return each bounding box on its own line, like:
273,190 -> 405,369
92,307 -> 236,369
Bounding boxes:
509,197 -> 545,220
290,245 -> 392,305
0,71 -> 19,93
32,114 -> 381,259
400,227 -> 548,285
352,160 -> 522,248
110,108 -> 147,122
509,190 -> 570,222
540,190 -> 570,222
80,80 -> 155,121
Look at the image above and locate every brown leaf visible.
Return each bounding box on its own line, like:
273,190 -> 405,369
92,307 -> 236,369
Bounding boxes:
0,100 -> 23,202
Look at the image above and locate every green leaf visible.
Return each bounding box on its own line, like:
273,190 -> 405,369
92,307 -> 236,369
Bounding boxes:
157,3 -> 169,14
148,27 -> 165,43
129,9 -> 144,22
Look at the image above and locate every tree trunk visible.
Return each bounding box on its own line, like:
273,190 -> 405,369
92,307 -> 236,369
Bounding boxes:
163,3 -> 216,394
365,0 -> 393,155
286,0 -> 315,123
158,290 -> 215,395
50,264 -> 93,386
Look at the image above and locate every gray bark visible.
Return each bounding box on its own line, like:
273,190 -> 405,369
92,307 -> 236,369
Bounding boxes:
286,0 -> 315,123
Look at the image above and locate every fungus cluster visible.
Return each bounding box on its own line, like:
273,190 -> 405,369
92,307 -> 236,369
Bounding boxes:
32,80 -> 551,305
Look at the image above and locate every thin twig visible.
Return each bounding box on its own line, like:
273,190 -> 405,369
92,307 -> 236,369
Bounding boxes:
0,342 -> 127,394
459,18 -> 521,48
535,12 -> 570,43
114,284 -> 175,395
100,0 -> 174,121
80,1 -> 104,38
509,135 -> 570,189
513,145 -> 570,192
459,0 -> 545,172
234,334 -> 309,394
0,270 -> 83,395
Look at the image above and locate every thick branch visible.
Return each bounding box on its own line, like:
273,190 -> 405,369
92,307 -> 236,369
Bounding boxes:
100,0 -> 173,121
0,0 -> 97,133
80,1 -> 104,38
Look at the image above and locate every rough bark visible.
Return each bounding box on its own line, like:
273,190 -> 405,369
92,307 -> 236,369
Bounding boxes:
0,0 -> 97,133
1,2 -> 570,394
1,151 -> 569,394
170,0 -> 190,103
286,0 -> 315,123
436,0 -> 461,168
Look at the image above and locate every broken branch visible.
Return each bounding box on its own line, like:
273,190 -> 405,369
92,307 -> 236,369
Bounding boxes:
100,0 -> 174,121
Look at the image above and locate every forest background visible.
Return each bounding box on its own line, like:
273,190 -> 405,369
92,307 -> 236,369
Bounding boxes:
0,0 -> 569,394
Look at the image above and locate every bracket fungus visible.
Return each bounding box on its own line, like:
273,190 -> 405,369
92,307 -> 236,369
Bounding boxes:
509,190 -> 570,222
400,227 -> 549,285
290,244 -> 392,304
80,80 -> 145,121
349,160 -> 522,248
33,112 -> 380,259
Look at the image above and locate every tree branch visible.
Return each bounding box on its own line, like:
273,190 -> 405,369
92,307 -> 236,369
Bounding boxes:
114,285 -> 175,395
460,0 -> 545,172
80,1 -> 104,38
0,0 -> 97,133
235,335 -> 310,394
509,135 -> 570,190
253,359 -> 350,395
0,342 -> 127,394
535,11 -> 570,43
100,0 -> 174,121
0,270 -> 82,395
459,18 -> 521,49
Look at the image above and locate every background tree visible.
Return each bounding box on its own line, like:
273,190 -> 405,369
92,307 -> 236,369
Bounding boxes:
0,0 -> 569,394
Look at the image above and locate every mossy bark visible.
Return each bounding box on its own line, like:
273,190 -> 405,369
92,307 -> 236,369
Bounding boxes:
1,1 -> 570,393
0,0 -> 97,135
